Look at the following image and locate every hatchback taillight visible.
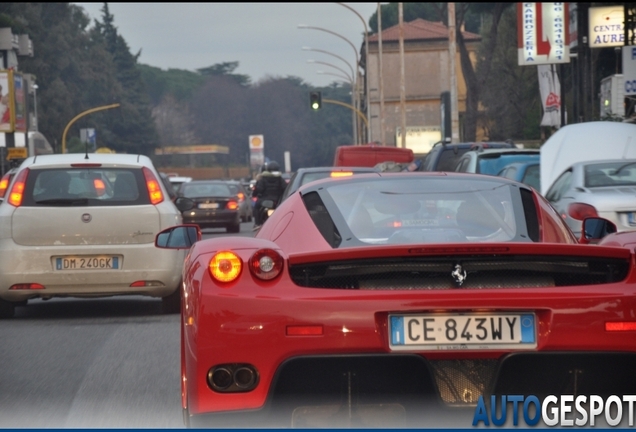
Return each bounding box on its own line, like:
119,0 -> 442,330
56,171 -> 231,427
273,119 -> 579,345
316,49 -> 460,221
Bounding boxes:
0,172 -> 11,198
568,203 -> 598,220
7,168 -> 29,207
142,167 -> 164,205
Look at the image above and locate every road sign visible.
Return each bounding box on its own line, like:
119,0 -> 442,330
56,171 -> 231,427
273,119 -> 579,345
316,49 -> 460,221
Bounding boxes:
6,147 -> 27,160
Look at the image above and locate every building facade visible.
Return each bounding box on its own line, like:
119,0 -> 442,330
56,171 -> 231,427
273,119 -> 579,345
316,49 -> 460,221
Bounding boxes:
363,19 -> 482,153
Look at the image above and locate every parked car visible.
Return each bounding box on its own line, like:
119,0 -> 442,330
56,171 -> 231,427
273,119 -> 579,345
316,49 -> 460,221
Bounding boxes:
225,180 -> 253,222
497,161 -> 540,190
454,148 -> 540,175
0,153 -> 193,318
422,141 -> 516,172
178,180 -> 241,233
280,166 -> 377,202
539,121 -> 636,196
158,171 -> 636,428
545,159 -> 636,236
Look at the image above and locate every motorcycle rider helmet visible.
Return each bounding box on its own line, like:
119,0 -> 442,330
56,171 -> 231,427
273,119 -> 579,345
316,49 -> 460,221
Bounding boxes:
265,161 -> 280,172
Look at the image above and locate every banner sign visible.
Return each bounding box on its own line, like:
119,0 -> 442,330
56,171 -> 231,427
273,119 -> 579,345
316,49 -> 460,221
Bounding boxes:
538,64 -> 562,128
518,3 -> 570,66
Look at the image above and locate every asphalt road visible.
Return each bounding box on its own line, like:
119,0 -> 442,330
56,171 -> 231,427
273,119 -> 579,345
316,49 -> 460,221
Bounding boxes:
0,221 -> 255,428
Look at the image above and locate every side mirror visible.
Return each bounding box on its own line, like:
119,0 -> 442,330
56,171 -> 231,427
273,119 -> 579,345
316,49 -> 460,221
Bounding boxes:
580,217 -> 617,245
174,197 -> 195,212
155,224 -> 201,249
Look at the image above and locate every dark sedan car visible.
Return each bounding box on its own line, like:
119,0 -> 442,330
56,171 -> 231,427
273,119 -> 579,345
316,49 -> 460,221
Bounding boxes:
178,180 -> 241,233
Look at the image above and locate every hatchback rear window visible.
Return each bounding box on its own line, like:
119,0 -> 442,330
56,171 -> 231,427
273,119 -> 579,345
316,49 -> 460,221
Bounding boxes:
22,168 -> 150,206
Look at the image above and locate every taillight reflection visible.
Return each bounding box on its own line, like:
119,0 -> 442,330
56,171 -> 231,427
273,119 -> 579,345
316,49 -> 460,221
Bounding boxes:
142,167 -> 164,205
567,203 -> 598,221
8,168 -> 29,207
249,249 -> 284,281
331,171 -> 353,178
93,178 -> 106,196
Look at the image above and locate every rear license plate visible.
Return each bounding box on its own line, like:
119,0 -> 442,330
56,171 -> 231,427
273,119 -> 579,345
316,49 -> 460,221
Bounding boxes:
199,203 -> 219,209
389,313 -> 536,351
55,256 -> 120,270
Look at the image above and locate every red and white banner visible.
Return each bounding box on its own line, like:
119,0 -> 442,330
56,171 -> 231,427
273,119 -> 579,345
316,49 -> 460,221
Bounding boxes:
538,64 -> 561,127
518,3 -> 570,66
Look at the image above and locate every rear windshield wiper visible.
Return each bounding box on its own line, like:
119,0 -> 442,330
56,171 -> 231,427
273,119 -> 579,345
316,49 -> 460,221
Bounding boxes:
35,198 -> 90,206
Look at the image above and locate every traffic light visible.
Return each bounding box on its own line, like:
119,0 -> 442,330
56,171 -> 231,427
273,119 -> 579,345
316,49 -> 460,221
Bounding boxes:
309,91 -> 322,110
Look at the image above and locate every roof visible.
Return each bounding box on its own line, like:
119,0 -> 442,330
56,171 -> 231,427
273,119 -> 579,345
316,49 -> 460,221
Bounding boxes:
368,18 -> 481,43
21,153 -> 151,168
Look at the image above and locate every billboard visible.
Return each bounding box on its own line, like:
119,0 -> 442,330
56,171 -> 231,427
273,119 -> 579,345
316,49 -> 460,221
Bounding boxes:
0,70 -> 27,133
517,3 -> 570,66
589,6 -> 624,48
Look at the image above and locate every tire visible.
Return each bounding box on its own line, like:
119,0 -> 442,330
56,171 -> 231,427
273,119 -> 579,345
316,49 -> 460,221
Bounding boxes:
227,222 -> 241,233
161,287 -> 181,314
0,299 -> 16,319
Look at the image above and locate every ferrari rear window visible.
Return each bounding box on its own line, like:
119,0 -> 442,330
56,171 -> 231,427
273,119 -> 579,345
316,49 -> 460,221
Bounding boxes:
323,177 -> 529,246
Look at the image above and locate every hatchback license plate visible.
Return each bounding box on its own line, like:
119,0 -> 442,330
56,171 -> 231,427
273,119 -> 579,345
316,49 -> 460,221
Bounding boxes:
389,313 -> 536,351
55,256 -> 120,270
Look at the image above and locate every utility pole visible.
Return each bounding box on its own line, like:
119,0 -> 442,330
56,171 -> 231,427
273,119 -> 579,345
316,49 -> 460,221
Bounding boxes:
448,3 -> 460,143
398,2 -> 406,148
377,2 -> 386,146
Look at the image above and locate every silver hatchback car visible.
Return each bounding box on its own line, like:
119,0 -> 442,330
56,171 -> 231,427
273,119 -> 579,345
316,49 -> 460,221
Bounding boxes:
0,153 -> 191,318
545,159 -> 636,236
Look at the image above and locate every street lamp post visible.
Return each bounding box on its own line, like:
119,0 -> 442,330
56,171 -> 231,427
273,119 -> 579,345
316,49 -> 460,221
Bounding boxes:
62,103 -> 120,154
298,24 -> 363,144
316,68 -> 358,144
336,3 -> 371,144
304,46 -> 358,144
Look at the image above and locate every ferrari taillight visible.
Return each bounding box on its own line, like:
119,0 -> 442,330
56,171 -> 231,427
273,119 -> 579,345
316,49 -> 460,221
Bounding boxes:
567,203 -> 598,220
142,166 -> 164,205
7,168 -> 29,207
0,172 -> 11,198
227,200 -> 239,210
209,251 -> 242,283
249,249 -> 284,281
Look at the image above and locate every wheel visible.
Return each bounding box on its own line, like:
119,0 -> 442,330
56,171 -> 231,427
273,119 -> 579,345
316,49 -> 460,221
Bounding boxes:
0,299 -> 16,319
161,287 -> 181,314
227,222 -> 241,233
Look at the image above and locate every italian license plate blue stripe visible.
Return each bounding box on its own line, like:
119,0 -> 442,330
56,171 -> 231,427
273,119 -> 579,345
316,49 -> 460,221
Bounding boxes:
520,314 -> 535,343
56,258 -> 62,270
391,316 -> 404,345
112,257 -> 119,269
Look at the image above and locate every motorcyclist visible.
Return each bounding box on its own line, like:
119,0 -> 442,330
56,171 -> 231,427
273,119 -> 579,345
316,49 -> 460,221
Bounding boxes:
253,161 -> 287,228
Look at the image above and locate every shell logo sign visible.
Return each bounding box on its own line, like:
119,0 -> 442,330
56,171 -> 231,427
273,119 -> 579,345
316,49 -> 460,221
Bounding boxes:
249,135 -> 264,149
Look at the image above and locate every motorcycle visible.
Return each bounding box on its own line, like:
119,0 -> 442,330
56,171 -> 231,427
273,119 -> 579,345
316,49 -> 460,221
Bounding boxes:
253,199 -> 276,231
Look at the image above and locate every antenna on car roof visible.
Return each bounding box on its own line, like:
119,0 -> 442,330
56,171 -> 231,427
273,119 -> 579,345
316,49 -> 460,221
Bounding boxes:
84,140 -> 90,160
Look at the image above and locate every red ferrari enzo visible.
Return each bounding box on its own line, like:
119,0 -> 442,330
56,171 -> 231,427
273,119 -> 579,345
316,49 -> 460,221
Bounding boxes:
157,172 -> 635,428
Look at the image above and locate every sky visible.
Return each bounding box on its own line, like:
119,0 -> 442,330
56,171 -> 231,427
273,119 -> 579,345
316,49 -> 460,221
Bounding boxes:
74,3 -> 379,87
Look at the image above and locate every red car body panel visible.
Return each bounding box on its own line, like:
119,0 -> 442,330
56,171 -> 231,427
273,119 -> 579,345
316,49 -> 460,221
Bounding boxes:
178,173 -> 636,424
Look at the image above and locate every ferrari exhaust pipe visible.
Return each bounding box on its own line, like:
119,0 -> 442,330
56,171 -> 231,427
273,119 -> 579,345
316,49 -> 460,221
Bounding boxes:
208,364 -> 259,392
234,366 -> 257,389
